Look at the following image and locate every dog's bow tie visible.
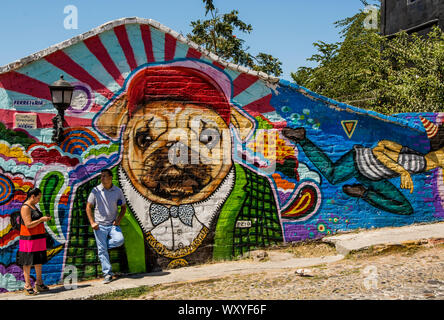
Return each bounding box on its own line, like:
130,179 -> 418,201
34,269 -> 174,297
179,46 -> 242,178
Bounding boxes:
150,203 -> 195,227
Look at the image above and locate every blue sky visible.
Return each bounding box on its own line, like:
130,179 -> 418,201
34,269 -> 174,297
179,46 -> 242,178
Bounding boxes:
0,0 -> 379,81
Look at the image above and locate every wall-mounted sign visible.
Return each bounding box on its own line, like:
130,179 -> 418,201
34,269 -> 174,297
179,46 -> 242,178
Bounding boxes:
236,220 -> 252,228
13,99 -> 44,107
14,113 -> 37,129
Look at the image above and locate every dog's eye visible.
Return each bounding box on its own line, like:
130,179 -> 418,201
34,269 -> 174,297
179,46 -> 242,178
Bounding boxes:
199,128 -> 220,150
135,130 -> 153,150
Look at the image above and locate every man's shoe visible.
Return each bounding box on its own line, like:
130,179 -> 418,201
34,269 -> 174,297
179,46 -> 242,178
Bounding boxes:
282,127 -> 306,143
343,184 -> 367,198
103,275 -> 113,284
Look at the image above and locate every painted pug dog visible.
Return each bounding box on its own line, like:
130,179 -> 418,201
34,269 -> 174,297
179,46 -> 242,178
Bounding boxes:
95,61 -> 283,269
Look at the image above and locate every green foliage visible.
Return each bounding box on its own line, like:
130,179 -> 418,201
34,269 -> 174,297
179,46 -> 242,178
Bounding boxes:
188,0 -> 282,77
89,285 -> 154,300
0,122 -> 36,148
291,2 -> 444,114
39,171 -> 65,237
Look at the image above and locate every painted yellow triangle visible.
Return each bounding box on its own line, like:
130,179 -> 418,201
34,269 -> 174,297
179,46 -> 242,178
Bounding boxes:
341,120 -> 358,139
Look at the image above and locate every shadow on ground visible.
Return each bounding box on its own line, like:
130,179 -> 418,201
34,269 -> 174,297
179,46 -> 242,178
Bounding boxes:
31,284 -> 92,295
124,271 -> 171,279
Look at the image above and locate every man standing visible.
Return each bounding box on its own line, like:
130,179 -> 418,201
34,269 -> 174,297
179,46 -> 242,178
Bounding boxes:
86,169 -> 126,283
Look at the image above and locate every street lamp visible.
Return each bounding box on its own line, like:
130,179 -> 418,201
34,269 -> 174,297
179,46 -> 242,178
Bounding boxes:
49,75 -> 74,144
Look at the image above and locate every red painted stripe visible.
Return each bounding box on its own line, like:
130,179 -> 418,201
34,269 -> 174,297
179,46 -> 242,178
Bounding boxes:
212,61 -> 226,70
232,73 -> 259,97
242,94 -> 275,116
64,138 -> 94,151
62,134 -> 95,147
19,238 -> 46,252
0,71 -> 51,101
0,109 -> 92,128
140,25 -> 155,63
84,35 -> 125,87
0,229 -> 19,247
90,103 -> 104,113
164,33 -> 177,61
63,127 -> 99,141
1,229 -> 19,243
45,50 -> 114,99
186,48 -> 202,59
114,25 -> 138,71
272,121 -> 287,129
59,194 -> 69,206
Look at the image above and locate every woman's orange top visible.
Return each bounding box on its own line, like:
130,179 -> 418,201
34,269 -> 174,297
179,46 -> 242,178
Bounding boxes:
20,204 -> 46,237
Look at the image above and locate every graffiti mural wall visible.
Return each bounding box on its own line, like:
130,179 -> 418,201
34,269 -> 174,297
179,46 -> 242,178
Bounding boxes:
0,18 -> 443,292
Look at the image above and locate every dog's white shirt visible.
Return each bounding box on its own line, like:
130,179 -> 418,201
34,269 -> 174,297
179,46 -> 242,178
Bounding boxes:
119,165 -> 235,251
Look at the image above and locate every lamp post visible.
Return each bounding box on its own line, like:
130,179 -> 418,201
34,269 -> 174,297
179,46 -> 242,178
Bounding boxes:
49,75 -> 74,144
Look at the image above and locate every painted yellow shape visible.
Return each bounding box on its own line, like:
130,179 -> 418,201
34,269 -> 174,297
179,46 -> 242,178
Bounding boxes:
247,131 -> 295,161
341,120 -> 358,139
0,142 -> 32,164
167,259 -> 188,269
285,192 -> 312,216
0,224 -> 12,237
13,183 -> 32,193
47,245 -> 64,260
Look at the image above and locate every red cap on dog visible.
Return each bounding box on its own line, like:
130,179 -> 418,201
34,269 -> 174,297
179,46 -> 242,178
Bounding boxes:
126,65 -> 231,124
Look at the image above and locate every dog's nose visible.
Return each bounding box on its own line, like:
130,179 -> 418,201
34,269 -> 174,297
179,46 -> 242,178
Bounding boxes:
167,141 -> 189,165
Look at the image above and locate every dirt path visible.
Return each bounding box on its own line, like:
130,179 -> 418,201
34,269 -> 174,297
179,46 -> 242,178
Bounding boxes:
129,244 -> 444,300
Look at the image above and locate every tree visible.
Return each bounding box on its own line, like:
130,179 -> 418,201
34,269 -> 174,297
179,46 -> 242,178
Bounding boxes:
187,0 -> 283,77
291,1 -> 444,114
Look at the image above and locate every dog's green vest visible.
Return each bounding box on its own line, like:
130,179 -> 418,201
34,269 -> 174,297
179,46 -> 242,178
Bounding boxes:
65,163 -> 282,278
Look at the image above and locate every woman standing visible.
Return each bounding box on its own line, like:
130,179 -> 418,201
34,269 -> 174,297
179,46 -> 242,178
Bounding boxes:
16,188 -> 51,295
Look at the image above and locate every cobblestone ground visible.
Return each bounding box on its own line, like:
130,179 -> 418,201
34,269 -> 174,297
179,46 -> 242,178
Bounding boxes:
134,244 -> 444,300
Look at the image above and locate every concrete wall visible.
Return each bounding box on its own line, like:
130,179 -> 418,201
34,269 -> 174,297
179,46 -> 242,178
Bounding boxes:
0,18 -> 443,292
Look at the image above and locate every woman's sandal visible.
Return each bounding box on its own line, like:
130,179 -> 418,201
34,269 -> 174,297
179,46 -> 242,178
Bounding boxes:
35,283 -> 50,292
24,286 -> 39,295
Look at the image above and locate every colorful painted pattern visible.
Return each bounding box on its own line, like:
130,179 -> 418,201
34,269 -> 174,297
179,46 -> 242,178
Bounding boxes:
0,19 -> 442,292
